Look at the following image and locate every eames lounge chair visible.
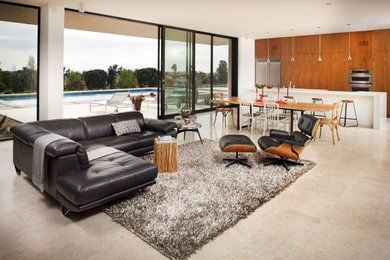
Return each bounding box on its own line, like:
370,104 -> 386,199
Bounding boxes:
258,114 -> 319,171
89,92 -> 130,112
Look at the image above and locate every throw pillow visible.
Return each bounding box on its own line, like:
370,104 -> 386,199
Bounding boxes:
76,144 -> 90,169
112,119 -> 141,136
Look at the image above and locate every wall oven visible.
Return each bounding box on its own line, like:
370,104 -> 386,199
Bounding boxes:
349,69 -> 372,91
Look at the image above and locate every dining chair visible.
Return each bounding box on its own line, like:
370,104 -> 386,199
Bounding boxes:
316,102 -> 341,145
286,98 -> 299,130
239,101 -> 261,131
261,102 -> 288,135
212,92 -> 234,126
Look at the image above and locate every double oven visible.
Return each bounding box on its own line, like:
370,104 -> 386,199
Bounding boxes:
349,69 -> 372,91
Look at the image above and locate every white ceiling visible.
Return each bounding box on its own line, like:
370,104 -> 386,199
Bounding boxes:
8,0 -> 390,39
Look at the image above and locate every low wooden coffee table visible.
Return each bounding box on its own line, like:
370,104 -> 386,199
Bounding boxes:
154,138 -> 178,173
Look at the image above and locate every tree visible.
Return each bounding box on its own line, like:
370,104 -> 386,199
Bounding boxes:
64,71 -> 84,91
171,64 -> 177,79
195,71 -> 210,86
84,69 -> 107,90
215,60 -> 227,84
116,68 -> 137,89
107,64 -> 118,89
135,68 -> 158,88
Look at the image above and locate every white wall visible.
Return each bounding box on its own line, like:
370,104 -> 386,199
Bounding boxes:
39,3 -> 64,120
237,37 -> 255,99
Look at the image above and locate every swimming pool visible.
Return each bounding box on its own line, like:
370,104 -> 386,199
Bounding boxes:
0,89 -> 156,106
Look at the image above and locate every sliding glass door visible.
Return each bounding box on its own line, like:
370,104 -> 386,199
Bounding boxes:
159,27 -> 233,118
162,28 -> 192,116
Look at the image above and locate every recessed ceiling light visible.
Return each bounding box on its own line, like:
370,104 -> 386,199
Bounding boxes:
325,2 -> 332,5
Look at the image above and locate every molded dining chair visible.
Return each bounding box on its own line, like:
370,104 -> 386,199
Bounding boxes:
261,102 -> 288,135
239,101 -> 261,132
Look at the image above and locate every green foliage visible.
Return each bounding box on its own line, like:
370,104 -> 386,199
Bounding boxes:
215,60 -> 227,84
0,114 -> 6,131
0,57 -> 37,94
196,71 -> 210,85
107,64 -> 118,89
64,71 -> 84,91
117,68 -> 137,89
84,69 -> 107,90
135,68 -> 158,88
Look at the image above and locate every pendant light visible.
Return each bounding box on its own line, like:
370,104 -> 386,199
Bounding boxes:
290,31 -> 295,62
347,24 -> 352,61
267,38 -> 270,63
318,34 -> 322,62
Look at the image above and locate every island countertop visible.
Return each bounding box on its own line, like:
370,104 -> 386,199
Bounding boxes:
245,88 -> 387,129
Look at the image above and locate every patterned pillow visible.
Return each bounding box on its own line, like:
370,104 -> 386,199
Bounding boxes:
111,120 -> 141,136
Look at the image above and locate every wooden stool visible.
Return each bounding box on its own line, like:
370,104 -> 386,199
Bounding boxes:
311,97 -> 326,118
154,138 -> 178,173
339,99 -> 358,127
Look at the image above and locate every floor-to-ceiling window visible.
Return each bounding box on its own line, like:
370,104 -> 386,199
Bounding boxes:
213,37 -> 231,97
195,33 -> 211,111
163,28 -> 192,115
0,2 -> 39,125
161,27 -> 234,118
63,11 -> 158,118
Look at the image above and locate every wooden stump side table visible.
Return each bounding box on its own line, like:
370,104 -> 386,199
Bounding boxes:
154,138 -> 178,173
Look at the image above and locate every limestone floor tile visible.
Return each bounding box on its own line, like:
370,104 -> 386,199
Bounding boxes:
1,113 -> 390,259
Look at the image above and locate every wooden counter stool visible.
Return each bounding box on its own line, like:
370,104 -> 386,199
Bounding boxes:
339,99 -> 358,127
311,97 -> 326,118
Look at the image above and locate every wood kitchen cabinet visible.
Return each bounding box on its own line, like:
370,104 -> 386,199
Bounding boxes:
255,29 -> 390,116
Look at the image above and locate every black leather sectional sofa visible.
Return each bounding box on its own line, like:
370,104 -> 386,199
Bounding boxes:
10,111 -> 177,215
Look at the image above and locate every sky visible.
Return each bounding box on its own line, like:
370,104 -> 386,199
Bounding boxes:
0,21 -> 38,71
0,21 -> 229,73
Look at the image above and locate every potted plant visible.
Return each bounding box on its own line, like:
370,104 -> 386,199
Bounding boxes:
130,95 -> 145,111
255,84 -> 266,101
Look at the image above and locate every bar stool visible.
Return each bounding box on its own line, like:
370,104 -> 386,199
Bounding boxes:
311,97 -> 326,118
339,99 -> 358,127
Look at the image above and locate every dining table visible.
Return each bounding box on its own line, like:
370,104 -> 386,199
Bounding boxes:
211,97 -> 333,133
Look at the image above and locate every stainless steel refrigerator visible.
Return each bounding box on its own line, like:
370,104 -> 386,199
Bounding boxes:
255,58 -> 281,87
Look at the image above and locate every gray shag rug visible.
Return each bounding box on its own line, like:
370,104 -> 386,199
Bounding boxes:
103,139 -> 315,259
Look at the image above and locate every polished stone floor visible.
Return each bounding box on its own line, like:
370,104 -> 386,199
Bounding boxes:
0,110 -> 389,259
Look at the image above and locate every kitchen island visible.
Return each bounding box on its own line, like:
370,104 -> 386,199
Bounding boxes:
246,88 -> 387,129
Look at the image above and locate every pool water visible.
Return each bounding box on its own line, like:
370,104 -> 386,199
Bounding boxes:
0,89 -> 156,106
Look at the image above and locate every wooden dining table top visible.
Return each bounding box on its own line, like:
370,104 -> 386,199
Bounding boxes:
210,97 -> 333,112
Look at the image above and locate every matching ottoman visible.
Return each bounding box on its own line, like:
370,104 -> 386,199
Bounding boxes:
219,134 -> 257,168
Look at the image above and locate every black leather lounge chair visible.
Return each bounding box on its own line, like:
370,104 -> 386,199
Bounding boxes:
258,114 -> 319,171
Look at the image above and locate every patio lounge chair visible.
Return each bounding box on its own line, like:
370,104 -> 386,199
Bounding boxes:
89,93 -> 131,112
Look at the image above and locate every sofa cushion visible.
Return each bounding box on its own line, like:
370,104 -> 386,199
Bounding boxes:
112,119 -> 141,136
79,135 -> 139,153
125,130 -> 163,148
79,114 -> 117,140
114,111 -> 145,130
31,119 -> 87,141
56,152 -> 157,206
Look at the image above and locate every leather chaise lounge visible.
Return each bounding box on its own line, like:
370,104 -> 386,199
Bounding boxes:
10,111 -> 177,215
